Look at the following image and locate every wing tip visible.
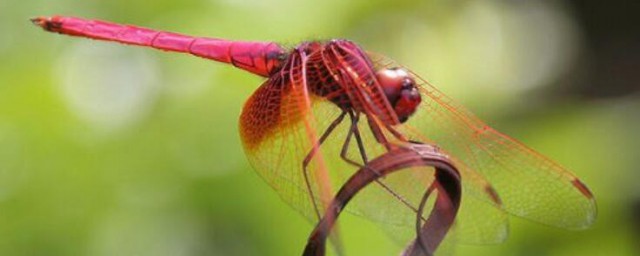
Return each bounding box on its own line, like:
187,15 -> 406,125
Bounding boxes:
570,178 -> 598,229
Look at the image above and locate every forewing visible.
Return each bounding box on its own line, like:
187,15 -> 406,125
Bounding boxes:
370,55 -> 596,230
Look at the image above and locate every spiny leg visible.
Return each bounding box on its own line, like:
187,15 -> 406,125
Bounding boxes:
383,122 -> 408,142
366,115 -> 394,151
338,111 -> 367,167
302,110 -> 348,219
350,114 -> 368,164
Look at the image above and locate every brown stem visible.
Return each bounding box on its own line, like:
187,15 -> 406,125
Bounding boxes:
302,143 -> 461,256
403,162 -> 461,256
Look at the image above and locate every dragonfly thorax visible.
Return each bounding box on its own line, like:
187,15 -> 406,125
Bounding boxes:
375,68 -> 421,123
300,40 -> 421,125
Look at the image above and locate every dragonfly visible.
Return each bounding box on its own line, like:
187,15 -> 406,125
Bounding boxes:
32,15 -> 596,250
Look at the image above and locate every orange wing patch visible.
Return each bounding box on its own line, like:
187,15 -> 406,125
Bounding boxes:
240,78 -> 286,150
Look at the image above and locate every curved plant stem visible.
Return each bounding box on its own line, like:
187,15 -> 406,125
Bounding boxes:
302,143 -> 461,256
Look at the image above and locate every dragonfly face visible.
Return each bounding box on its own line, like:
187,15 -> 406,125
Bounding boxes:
375,67 -> 421,123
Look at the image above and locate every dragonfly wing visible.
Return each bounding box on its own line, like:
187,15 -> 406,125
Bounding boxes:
409,73 -> 595,229
381,63 -> 597,231
240,52 -> 337,220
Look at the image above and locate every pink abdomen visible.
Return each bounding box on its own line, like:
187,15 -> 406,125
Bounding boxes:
32,16 -> 285,77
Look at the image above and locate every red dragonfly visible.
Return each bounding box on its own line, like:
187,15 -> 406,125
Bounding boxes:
33,16 -> 596,248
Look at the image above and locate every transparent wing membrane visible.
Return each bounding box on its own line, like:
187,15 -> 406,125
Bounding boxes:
241,48 -> 595,249
370,54 -> 596,230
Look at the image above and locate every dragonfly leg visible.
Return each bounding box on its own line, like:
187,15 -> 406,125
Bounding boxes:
363,113 -> 409,150
350,113 -> 368,164
338,111 -> 368,167
366,116 -> 393,150
302,111 -> 348,219
384,122 -> 408,142
342,112 -> 428,220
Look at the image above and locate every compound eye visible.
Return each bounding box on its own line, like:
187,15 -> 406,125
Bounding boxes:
376,68 -> 410,105
375,67 -> 421,123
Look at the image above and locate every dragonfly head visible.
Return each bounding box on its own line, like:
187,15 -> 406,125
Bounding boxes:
376,68 -> 421,123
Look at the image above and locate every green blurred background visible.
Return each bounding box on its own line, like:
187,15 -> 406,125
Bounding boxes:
1,0 -> 639,255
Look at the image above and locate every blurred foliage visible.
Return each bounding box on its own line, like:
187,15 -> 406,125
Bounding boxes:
1,0 -> 639,255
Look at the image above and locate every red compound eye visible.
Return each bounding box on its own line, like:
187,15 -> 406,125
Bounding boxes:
375,68 -> 421,123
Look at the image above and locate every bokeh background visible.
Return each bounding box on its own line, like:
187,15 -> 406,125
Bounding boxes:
1,0 -> 639,255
